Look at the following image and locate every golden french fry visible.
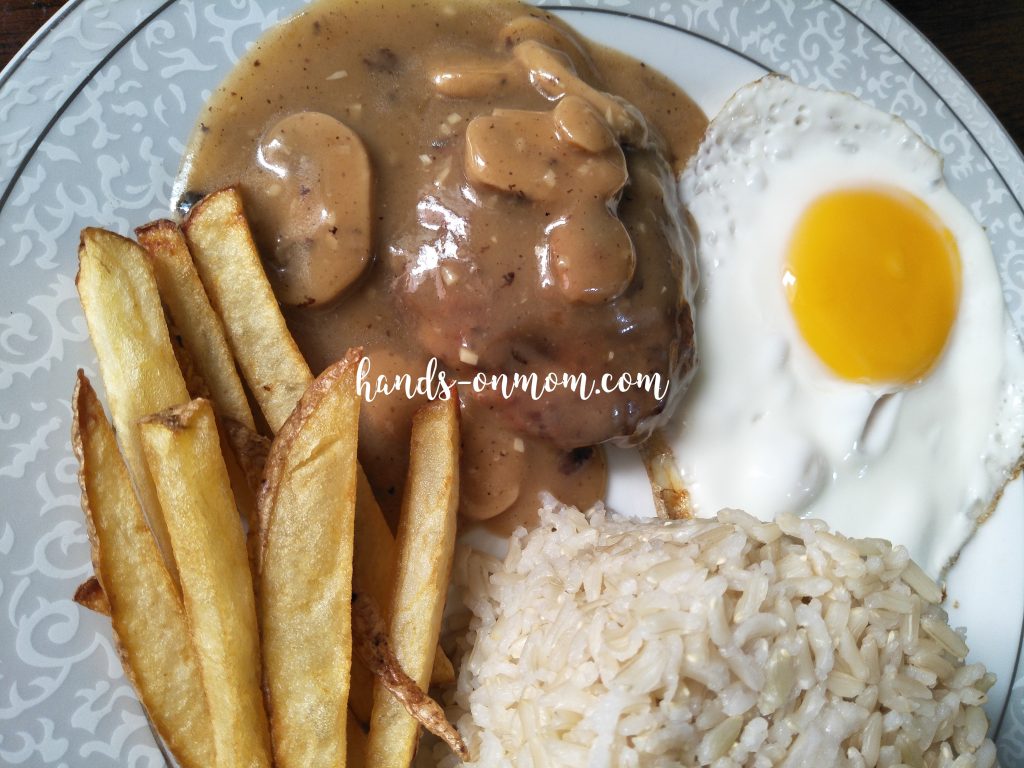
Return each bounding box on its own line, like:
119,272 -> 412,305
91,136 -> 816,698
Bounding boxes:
349,468 -> 457,724
139,399 -> 271,768
137,219 -> 256,432
638,428 -> 691,520
182,188 -> 312,433
353,593 -> 468,760
72,372 -> 214,768
349,468 -> 399,725
365,396 -> 460,768
217,415 -> 454,726
258,352 -> 361,768
76,227 -> 189,581
178,191 -> 452,665
73,576 -> 110,617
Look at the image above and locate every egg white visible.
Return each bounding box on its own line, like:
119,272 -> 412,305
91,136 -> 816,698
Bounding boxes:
674,76 -> 1024,576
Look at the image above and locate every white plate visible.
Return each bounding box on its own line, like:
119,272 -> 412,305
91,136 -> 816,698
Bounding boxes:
1,1 -> 1022,764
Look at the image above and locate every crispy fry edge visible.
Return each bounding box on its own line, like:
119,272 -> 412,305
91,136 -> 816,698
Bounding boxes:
638,428 -> 692,520
74,575 -> 110,616
255,347 -> 364,572
352,592 -> 468,760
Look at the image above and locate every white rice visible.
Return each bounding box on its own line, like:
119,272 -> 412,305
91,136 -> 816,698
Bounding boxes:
434,500 -> 997,768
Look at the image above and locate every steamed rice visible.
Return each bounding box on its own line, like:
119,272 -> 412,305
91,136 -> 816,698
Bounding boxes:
436,500 -> 996,768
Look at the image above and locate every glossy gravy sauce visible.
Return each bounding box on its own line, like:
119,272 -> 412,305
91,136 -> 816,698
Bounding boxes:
175,0 -> 706,533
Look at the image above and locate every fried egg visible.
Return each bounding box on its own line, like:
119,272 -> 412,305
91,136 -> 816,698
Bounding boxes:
675,75 -> 1024,576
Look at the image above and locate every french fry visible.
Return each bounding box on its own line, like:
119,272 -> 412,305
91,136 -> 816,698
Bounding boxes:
349,468 -> 399,725
258,353 -> 361,768
219,412 -> 454,729
638,428 -> 692,520
178,193 -> 448,688
76,227 -> 189,581
72,372 -> 214,768
73,576 -> 110,616
136,220 -> 256,432
365,396 -> 460,768
139,399 -> 271,768
350,468 -> 456,725
352,593 -> 468,760
221,408 -> 454,725
182,188 -> 312,433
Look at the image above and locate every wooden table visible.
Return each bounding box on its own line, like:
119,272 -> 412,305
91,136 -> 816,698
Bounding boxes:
1,0 -> 1022,150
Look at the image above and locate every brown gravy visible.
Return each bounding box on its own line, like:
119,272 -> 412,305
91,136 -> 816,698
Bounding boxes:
174,0 -> 707,532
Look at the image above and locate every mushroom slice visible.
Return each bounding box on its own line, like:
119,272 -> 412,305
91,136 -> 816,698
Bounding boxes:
247,112 -> 374,308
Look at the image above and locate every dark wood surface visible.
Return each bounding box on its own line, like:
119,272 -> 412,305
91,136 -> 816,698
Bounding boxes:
1,0 -> 1022,151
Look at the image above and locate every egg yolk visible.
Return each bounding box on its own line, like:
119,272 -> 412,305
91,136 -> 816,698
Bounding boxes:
783,186 -> 960,385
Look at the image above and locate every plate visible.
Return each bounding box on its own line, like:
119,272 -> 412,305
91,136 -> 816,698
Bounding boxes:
1,1 -> 1022,764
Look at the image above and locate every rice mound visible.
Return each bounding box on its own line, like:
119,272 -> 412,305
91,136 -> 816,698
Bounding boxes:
438,501 -> 997,768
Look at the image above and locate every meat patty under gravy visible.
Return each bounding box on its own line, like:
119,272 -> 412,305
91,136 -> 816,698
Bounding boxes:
174,0 -> 705,531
